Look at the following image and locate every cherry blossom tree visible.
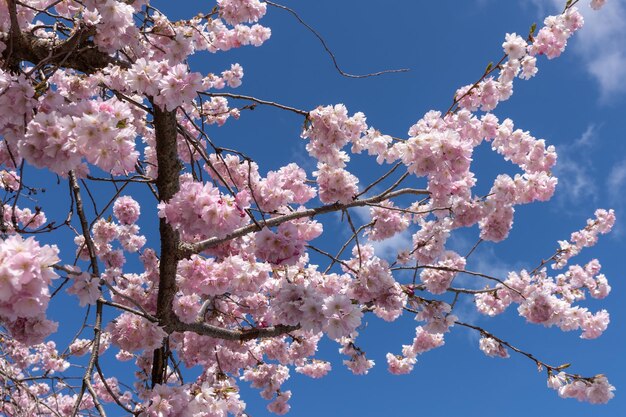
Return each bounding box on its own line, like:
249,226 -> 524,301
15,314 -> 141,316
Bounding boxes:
0,0 -> 617,415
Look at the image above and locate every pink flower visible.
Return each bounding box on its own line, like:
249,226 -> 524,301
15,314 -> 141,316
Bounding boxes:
590,0 -> 607,10
314,163 -> 359,204
386,353 -> 416,375
478,337 -> 509,358
158,177 -> 250,241
344,354 -> 374,375
67,272 -> 101,306
586,376 -> 615,404
295,360 -> 331,378
502,33 -> 528,60
106,313 -> 166,352
267,391 -> 291,415
520,56 -> 538,79
218,0 -> 267,25
113,196 -> 141,225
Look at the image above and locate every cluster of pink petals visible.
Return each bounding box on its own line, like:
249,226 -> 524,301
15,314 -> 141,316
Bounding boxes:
302,104 -> 367,167
344,245 -> 406,321
107,313 -> 167,352
66,272 -> 101,307
475,210 -> 615,341
0,169 -> 19,190
72,207 -> 146,277
93,373 -> 133,406
255,219 -> 322,265
387,326 -> 446,375
158,175 -> 250,241
20,97 -> 139,176
204,156 -> 316,212
454,7 -> 584,115
1,204 -> 47,233
412,217 -> 453,265
340,339 -> 375,375
420,251 -> 466,294
267,267 -> 364,340
69,333 -> 111,357
548,372 -> 614,404
351,128 -> 393,164
479,337 -> 510,358
255,163 -> 317,212
476,242 -> 612,340
203,19 -> 271,52
151,64 -> 204,111
554,208 -> 615,269
3,337 -> 69,374
366,200 -> 411,241
113,195 -> 141,225
0,235 -> 59,345
201,96 -> 241,126
301,105 -> 368,203
530,8 -> 584,59
244,363 -> 288,394
295,359 -> 332,379
0,71 -> 35,155
313,163 -> 359,204
477,114 -> 558,241
218,0 -> 267,25
412,300 -> 457,335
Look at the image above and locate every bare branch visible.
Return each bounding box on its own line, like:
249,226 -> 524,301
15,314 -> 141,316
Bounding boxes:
265,1 -> 409,79
201,92 -> 309,116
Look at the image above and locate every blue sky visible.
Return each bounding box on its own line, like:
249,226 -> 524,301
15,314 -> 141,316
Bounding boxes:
36,0 -> 626,415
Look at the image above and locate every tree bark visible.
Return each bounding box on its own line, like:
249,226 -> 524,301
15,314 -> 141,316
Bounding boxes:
150,104 -> 180,387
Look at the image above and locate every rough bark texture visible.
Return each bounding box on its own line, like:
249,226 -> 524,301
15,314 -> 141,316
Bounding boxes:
151,105 -> 180,387
3,0 -> 127,73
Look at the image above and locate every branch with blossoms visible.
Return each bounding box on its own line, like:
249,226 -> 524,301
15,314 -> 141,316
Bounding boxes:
180,187 -> 429,255
0,0 -> 617,415
455,321 -> 614,404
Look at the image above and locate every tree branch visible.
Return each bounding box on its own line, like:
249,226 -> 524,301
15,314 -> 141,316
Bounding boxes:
181,187 -> 429,255
150,103 -> 181,387
265,1 -> 409,79
2,7 -> 127,73
170,317 -> 300,342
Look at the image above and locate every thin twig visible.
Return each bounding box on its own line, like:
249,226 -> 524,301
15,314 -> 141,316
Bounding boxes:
266,1 -> 409,79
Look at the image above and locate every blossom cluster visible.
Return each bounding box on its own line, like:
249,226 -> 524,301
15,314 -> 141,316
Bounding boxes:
455,7 -> 585,114
302,105 -> 367,203
478,337 -> 509,358
553,208 -> 615,269
344,244 -> 406,321
106,312 -> 167,352
19,96 -> 139,176
1,204 -> 47,233
386,326 -> 446,375
158,175 -> 251,241
0,235 -> 60,345
475,211 -> 614,340
548,373 -> 614,404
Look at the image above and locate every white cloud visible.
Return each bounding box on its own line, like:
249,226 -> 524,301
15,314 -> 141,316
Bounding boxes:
552,124 -> 599,208
458,246 -> 519,290
370,230 -> 412,261
531,0 -> 626,101
607,161 -> 626,196
572,1 -> 626,101
606,160 -> 626,235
